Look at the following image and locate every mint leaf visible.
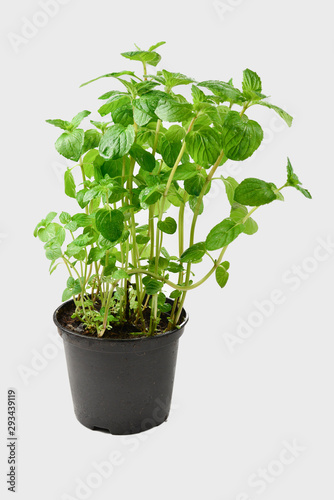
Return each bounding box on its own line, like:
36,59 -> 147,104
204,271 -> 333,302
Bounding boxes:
186,127 -> 222,167
98,95 -> 131,117
184,171 -> 207,196
242,69 -> 262,93
162,162 -> 197,181
198,80 -> 245,105
222,111 -> 263,161
130,143 -> 156,172
142,277 -> 163,295
64,169 -> 76,198
82,129 -> 101,154
258,101 -> 293,127
55,129 -> 84,161
46,119 -> 72,131
121,50 -> 161,67
160,136 -> 183,167
148,41 -> 166,52
165,124 -> 186,142
161,70 -> 195,90
155,99 -> 193,122
189,195 -> 204,215
243,217 -> 258,235
180,242 -> 206,263
95,209 -> 124,242
157,217 -> 177,234
230,203 -> 248,222
234,178 -> 277,206
80,71 -> 137,88
221,176 -> 239,205
285,158 -> 311,199
295,185 -> 312,199
206,218 -> 244,251
215,263 -> 229,288
111,103 -> 134,127
71,110 -> 91,129
286,157 -> 300,186
99,124 -> 135,160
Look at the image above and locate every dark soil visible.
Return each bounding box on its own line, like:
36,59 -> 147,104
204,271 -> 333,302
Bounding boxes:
57,300 -> 181,339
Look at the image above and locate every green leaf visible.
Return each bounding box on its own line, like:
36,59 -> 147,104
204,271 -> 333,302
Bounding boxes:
34,212 -> 57,237
198,80 -> 245,105
157,217 -> 177,234
206,218 -> 244,251
242,69 -> 262,93
112,269 -> 129,280
139,185 -> 164,209
87,247 -> 106,264
72,213 -> 94,227
142,277 -> 163,295
46,119 -> 72,131
55,129 -> 84,161
191,85 -> 207,105
165,124 -> 186,142
180,242 -> 206,263
71,110 -> 91,128
111,103 -> 134,127
156,292 -> 171,313
167,262 -> 184,273
98,95 -> 131,117
133,98 -> 156,126
215,264 -> 230,288
59,211 -> 71,224
170,289 -> 182,299
148,41 -> 166,52
162,69 -> 195,90
95,209 -> 124,242
285,159 -> 311,198
258,101 -> 293,127
80,71 -> 137,87
121,50 -> 162,67
160,136 -> 182,167
136,234 -> 150,244
64,169 -> 76,198
99,124 -> 135,160
162,162 -> 197,181
186,127 -> 222,167
286,157 -> 300,186
62,288 -> 74,301
38,223 -> 65,245
222,111 -> 263,161
221,176 -> 239,205
82,129 -> 101,154
130,143 -> 155,172
234,178 -> 277,206
82,149 -> 99,178
295,185 -> 312,199
230,203 -> 248,222
184,171 -> 207,196
244,217 -> 258,235
45,243 -> 62,261
62,277 -> 82,300
155,99 -> 194,123
189,195 -> 204,215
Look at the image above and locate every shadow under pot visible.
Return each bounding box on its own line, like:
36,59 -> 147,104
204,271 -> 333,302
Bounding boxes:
53,299 -> 188,435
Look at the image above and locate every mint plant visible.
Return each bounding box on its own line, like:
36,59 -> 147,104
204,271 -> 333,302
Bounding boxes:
34,42 -> 311,337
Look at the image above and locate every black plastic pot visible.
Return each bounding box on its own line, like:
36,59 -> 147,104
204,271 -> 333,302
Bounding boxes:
53,299 -> 188,435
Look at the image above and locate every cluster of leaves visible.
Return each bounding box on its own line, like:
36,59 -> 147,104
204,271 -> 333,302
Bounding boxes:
35,42 -> 311,337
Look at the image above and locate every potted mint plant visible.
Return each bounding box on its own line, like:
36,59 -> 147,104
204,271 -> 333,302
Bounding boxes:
35,42 -> 310,435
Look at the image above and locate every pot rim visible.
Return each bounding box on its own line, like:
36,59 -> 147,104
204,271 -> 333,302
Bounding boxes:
53,298 -> 189,344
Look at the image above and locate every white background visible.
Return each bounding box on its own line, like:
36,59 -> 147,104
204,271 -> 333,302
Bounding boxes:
1,0 -> 333,499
